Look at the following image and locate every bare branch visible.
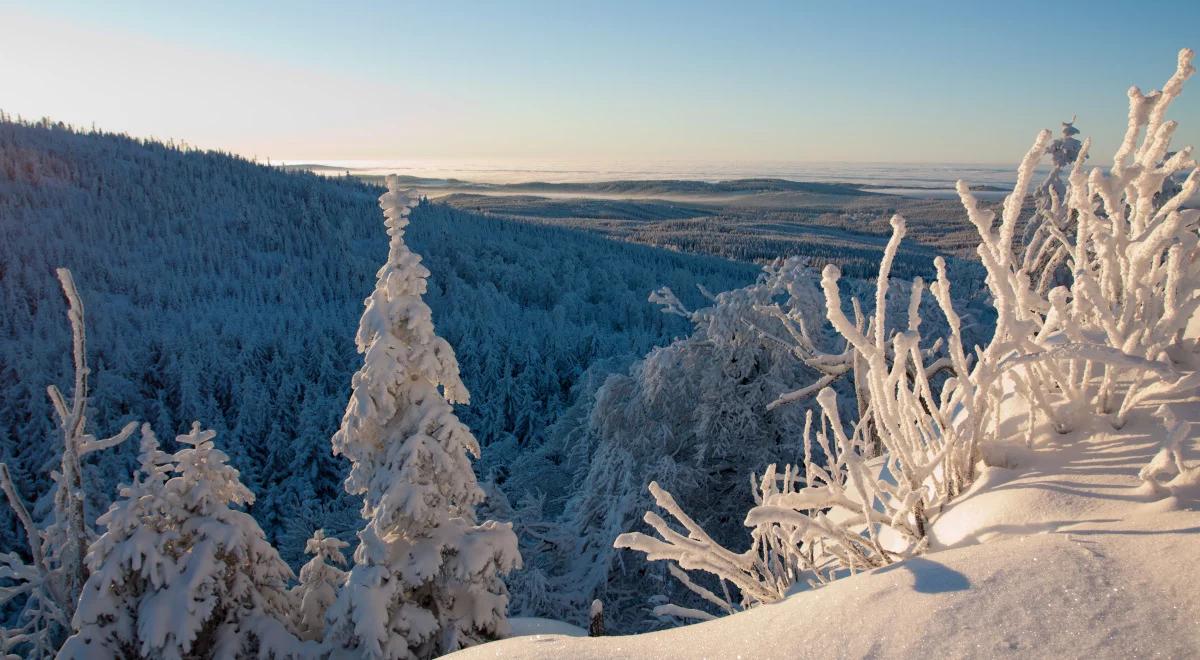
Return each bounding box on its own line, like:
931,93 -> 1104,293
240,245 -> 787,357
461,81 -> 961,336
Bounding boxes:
0,463 -> 45,573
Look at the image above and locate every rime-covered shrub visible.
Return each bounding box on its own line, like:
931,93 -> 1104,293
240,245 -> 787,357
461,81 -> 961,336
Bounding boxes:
616,47 -> 1200,623
519,263 -> 824,631
952,49 -> 1199,436
616,217 -> 989,618
536,252 -> 968,630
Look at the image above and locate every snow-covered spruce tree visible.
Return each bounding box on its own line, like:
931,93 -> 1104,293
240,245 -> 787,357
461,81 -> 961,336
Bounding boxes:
57,425 -> 173,658
61,423 -> 303,659
325,179 -> 520,659
0,269 -> 137,658
291,530 -> 348,642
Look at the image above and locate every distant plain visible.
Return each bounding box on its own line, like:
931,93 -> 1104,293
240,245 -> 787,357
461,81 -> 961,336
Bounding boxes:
285,163 -> 1015,275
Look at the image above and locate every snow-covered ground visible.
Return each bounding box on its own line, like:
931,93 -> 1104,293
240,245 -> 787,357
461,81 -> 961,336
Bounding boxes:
449,384 -> 1200,659
507,618 -> 588,638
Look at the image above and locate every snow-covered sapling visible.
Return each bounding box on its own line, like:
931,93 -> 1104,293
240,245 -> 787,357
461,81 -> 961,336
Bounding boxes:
291,529 -> 348,642
58,425 -> 174,658
61,423 -> 303,660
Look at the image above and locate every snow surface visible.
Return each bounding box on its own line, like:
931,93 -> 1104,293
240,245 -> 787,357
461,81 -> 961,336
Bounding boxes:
449,381 -> 1200,658
507,618 -> 588,638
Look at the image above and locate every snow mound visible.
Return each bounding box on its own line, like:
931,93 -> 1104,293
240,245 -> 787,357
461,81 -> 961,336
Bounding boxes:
449,390 -> 1200,658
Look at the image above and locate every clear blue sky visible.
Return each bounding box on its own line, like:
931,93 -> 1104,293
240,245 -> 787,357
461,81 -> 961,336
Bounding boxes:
2,0 -> 1197,164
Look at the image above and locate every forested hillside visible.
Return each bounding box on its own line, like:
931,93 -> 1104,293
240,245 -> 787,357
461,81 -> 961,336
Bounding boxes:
0,119 -> 1004,639
0,119 -> 759,570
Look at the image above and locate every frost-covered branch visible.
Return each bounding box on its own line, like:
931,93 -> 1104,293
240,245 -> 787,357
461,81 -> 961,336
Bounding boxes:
0,464 -> 44,574
613,480 -> 786,613
1021,118 -> 1083,296
957,47 -> 1199,431
0,269 -> 137,657
617,215 -> 990,619
750,258 -> 860,412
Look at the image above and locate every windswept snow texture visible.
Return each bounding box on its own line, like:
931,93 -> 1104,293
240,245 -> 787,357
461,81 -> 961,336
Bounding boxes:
0,120 -> 758,570
449,382 -> 1200,659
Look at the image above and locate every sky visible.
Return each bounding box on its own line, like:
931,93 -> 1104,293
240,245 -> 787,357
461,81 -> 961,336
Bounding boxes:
1,1 -> 1198,166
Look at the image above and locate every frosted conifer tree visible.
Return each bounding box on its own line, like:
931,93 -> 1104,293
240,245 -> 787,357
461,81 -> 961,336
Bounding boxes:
145,423 -> 298,658
291,530 -> 348,641
61,423 -> 302,659
58,426 -> 174,658
325,179 -> 520,659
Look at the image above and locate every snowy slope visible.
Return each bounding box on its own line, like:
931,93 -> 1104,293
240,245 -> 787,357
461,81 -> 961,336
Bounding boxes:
449,385 -> 1200,659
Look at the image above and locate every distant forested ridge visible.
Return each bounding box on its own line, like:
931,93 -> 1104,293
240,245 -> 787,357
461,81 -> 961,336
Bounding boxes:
0,118 -> 758,568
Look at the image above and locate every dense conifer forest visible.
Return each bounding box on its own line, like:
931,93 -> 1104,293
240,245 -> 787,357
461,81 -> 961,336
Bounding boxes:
0,119 -> 759,571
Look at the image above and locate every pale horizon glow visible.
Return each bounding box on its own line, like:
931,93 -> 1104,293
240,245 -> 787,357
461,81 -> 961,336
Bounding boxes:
274,158 -> 1043,189
2,1 -> 1198,174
